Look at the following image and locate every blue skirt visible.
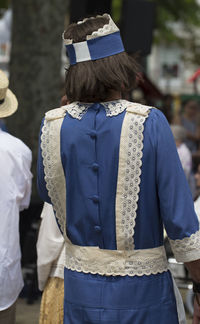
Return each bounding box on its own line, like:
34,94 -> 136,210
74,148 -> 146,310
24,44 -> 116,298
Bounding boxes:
64,269 -> 180,324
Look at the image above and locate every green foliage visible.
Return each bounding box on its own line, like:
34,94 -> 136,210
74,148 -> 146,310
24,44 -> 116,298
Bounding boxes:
0,0 -> 9,9
151,0 -> 200,65
112,0 -> 200,42
112,0 -> 122,22
112,0 -> 200,64
150,0 -> 200,43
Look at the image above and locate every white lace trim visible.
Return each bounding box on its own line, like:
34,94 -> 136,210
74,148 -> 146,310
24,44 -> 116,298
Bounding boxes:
41,109 -> 69,242
63,102 -> 92,120
63,14 -> 119,45
116,103 -> 152,250
103,100 -> 130,116
87,14 -> 119,40
65,242 -> 168,276
61,100 -> 131,120
170,229 -> 200,262
44,100 -> 137,121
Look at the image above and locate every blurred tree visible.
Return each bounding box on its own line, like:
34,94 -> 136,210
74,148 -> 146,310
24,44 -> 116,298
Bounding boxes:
0,0 -> 9,17
7,0 -> 68,199
112,0 -> 123,22
0,0 -> 9,9
113,0 -> 200,41
147,0 -> 200,65
112,0 -> 200,65
181,25 -> 200,66
150,0 -> 200,43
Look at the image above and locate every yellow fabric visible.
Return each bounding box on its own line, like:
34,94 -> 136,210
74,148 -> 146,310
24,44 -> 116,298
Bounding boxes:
39,277 -> 64,324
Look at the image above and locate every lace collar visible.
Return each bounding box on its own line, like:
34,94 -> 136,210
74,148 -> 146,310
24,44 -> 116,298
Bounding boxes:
63,100 -> 131,120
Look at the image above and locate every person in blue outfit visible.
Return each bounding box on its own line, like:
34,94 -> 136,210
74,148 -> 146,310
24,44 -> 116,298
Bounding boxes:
37,14 -> 200,324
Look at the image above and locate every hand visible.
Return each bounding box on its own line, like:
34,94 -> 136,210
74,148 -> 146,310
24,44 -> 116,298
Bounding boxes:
193,294 -> 200,324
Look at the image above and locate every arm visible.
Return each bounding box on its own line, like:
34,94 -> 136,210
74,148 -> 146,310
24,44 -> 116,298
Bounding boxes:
154,110 -> 200,261
185,260 -> 200,324
154,111 -> 200,322
193,297 -> 200,324
19,147 -> 33,211
185,260 -> 200,283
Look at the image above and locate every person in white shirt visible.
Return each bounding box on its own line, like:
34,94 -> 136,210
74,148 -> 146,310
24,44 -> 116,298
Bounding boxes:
0,70 -> 32,324
194,165 -> 200,219
171,124 -> 196,198
171,124 -> 192,180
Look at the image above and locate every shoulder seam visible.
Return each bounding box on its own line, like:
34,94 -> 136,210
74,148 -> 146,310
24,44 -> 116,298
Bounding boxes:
45,107 -> 66,121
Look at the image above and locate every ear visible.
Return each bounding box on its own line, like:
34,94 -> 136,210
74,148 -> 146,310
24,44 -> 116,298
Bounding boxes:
60,95 -> 69,106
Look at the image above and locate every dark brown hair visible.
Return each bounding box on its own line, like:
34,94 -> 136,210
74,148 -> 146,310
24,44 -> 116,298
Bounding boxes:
64,16 -> 139,103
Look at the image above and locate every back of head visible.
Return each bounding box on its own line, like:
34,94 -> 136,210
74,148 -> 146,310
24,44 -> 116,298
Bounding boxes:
171,124 -> 186,143
63,15 -> 139,103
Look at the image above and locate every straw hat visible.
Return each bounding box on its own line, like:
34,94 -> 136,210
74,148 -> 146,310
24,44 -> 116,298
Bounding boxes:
0,70 -> 18,118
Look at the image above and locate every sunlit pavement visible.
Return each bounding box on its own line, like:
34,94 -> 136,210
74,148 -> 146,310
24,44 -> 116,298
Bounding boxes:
16,298 -> 40,324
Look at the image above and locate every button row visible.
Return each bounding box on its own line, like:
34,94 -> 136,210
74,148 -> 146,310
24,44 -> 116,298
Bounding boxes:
89,118 -> 101,236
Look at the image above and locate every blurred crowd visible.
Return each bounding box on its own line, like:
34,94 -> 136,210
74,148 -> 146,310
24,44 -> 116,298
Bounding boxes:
131,89 -> 200,204
165,97 -> 200,200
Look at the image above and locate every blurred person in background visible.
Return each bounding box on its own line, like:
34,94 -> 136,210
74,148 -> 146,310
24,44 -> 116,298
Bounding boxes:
171,125 -> 192,180
161,94 -> 174,124
38,14 -> 200,324
194,165 -> 200,219
0,119 -> 7,131
171,125 -> 196,198
0,70 -> 32,324
174,99 -> 200,153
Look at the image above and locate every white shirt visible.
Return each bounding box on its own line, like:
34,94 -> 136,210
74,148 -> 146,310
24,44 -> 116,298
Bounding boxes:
194,196 -> 200,220
0,129 -> 32,311
37,203 -> 65,291
177,143 -> 192,181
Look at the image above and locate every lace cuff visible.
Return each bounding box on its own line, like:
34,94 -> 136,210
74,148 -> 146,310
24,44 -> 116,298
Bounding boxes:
169,229 -> 200,262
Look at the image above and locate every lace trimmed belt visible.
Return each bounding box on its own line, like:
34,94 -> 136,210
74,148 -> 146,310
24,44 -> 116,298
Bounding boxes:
64,242 -> 168,277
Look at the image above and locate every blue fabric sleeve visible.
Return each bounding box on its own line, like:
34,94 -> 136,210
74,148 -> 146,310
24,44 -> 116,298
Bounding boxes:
152,109 -> 199,240
37,118 -> 51,204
